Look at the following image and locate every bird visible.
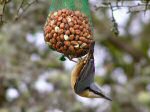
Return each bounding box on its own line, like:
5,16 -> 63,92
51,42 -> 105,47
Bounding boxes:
71,41 -> 112,101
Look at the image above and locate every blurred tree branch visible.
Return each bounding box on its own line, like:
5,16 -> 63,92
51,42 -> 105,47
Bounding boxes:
95,0 -> 150,13
0,0 -> 7,25
15,0 -> 39,21
94,0 -> 150,37
107,36 -> 145,62
0,0 -> 40,27
92,14 -> 150,63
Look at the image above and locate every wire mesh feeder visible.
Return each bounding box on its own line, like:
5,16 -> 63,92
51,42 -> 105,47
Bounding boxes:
44,0 -> 94,60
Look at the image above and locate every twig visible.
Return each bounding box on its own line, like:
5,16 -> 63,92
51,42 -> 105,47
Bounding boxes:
16,0 -> 25,16
144,0 -> 150,14
15,0 -> 39,21
127,4 -> 150,13
0,0 -> 6,25
109,2 -> 119,36
95,2 -> 150,13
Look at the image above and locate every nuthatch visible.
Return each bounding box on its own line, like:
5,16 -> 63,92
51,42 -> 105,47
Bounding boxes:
71,42 -> 112,101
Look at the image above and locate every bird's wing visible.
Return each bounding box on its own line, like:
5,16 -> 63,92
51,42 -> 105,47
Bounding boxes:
74,58 -> 95,94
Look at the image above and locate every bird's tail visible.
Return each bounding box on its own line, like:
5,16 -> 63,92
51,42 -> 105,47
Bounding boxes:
90,83 -> 112,101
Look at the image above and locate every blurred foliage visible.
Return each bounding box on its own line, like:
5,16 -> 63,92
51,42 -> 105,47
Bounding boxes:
0,0 -> 150,112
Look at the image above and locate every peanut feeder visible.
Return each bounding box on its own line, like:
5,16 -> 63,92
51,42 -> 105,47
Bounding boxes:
44,9 -> 94,59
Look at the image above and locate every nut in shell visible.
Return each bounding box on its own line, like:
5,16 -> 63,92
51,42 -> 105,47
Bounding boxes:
50,20 -> 55,26
64,41 -> 70,46
60,23 -> 65,29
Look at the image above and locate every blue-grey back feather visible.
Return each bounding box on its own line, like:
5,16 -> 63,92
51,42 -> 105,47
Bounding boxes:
74,58 -> 95,94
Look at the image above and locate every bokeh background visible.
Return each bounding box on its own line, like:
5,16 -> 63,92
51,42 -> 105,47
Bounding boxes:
0,0 -> 150,112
